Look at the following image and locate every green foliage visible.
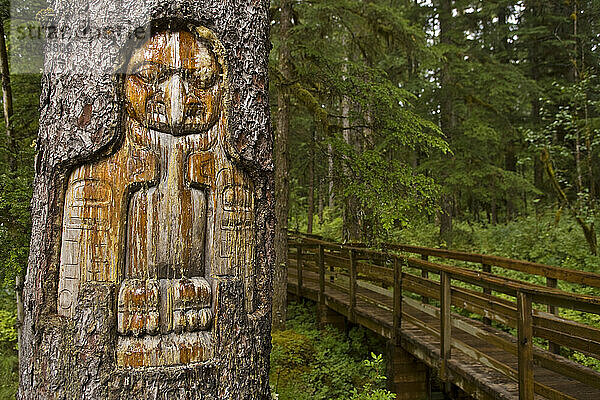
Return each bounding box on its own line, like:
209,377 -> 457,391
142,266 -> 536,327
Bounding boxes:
343,354 -> 395,400
272,0 -> 449,239
0,293 -> 18,399
0,74 -> 40,287
270,302 -> 389,400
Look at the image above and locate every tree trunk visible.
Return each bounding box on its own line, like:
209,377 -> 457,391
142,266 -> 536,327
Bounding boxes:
438,0 -> 454,246
0,20 -> 14,170
307,130 -> 315,234
328,143 -> 335,208
318,178 -> 324,223
20,3 -> 273,399
341,92 -> 361,242
272,0 -> 293,332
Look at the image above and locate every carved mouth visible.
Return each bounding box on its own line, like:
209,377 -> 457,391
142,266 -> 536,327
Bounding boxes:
144,100 -> 211,136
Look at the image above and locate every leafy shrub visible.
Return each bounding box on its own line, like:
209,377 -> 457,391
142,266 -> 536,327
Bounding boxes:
0,292 -> 18,399
270,301 -> 391,400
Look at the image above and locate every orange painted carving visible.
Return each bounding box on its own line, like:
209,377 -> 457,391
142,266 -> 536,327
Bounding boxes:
57,26 -> 256,368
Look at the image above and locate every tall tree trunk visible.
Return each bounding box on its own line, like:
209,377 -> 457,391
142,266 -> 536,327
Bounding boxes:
341,91 -> 361,242
273,0 -> 293,332
328,143 -> 334,208
527,2 -> 545,194
307,130 -> 315,234
0,20 -> 14,170
318,178 -> 324,223
438,0 -> 454,246
541,149 -> 597,255
20,3 -> 273,399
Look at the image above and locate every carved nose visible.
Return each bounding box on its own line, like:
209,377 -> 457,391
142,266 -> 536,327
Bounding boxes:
165,73 -> 186,128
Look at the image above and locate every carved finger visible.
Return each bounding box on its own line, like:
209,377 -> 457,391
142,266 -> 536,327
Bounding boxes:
197,308 -> 213,330
118,279 -> 160,336
185,310 -> 199,332
173,310 -> 185,334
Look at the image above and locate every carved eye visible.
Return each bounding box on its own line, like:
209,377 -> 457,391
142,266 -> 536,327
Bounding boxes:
133,63 -> 161,83
188,67 -> 217,89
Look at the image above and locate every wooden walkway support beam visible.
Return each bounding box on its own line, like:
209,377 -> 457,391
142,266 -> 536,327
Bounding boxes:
387,341 -> 430,400
349,249 -> 357,323
546,277 -> 560,354
393,256 -> 403,346
421,254 -> 430,304
482,263 -> 492,326
318,244 -> 325,306
517,291 -> 534,400
297,244 -> 303,298
440,271 -> 452,382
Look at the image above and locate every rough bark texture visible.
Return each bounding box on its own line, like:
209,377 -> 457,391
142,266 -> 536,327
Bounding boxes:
438,0 -> 454,246
272,0 -> 292,331
307,129 -> 314,234
20,1 -> 273,399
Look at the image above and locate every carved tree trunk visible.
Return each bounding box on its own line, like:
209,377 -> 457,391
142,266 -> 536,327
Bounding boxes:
19,1 -> 273,399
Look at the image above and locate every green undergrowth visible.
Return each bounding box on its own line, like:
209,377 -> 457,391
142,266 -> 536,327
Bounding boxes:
0,291 -> 18,399
396,208 -> 600,275
270,301 -> 395,400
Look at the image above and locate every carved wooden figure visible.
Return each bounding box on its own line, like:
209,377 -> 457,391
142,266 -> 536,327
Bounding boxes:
57,27 -> 255,368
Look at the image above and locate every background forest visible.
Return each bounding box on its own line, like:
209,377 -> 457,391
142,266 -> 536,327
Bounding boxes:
0,0 -> 599,398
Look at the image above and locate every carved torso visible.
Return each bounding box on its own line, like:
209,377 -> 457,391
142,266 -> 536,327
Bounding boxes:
57,28 -> 255,368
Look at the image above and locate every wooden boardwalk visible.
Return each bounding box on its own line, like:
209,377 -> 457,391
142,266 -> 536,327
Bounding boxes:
287,234 -> 600,400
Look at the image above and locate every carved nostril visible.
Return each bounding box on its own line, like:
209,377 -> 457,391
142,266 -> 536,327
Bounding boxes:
184,102 -> 204,119
166,73 -> 185,127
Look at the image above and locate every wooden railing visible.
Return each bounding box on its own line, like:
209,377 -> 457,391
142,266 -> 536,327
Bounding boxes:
287,233 -> 600,400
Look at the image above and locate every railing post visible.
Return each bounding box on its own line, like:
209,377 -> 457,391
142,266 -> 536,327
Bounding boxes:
421,254 -> 430,305
318,244 -> 325,306
517,291 -> 534,400
349,249 -> 357,323
297,244 -> 303,298
393,256 -> 403,347
546,277 -> 560,354
482,263 -> 492,326
330,247 -> 335,284
440,271 -> 451,381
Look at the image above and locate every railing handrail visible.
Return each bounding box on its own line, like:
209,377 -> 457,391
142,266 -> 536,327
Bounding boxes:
289,235 -> 600,315
288,232 -> 600,289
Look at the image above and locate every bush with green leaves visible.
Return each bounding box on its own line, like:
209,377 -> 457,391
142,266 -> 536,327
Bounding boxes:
270,301 -> 393,400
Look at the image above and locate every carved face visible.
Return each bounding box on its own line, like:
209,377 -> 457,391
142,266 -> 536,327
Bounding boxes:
124,30 -> 223,135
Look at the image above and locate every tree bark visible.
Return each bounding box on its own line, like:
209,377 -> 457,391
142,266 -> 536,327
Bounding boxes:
438,0 -> 454,246
272,0 -> 293,331
541,149 -> 597,255
0,19 -> 14,170
318,178 -> 324,223
20,2 -> 274,399
328,143 -> 335,208
341,93 -> 361,242
307,129 -> 315,234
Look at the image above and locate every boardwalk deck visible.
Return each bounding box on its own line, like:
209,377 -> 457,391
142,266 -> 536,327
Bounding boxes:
287,235 -> 600,400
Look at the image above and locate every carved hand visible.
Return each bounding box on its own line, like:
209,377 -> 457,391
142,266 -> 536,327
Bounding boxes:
118,277 -> 213,336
